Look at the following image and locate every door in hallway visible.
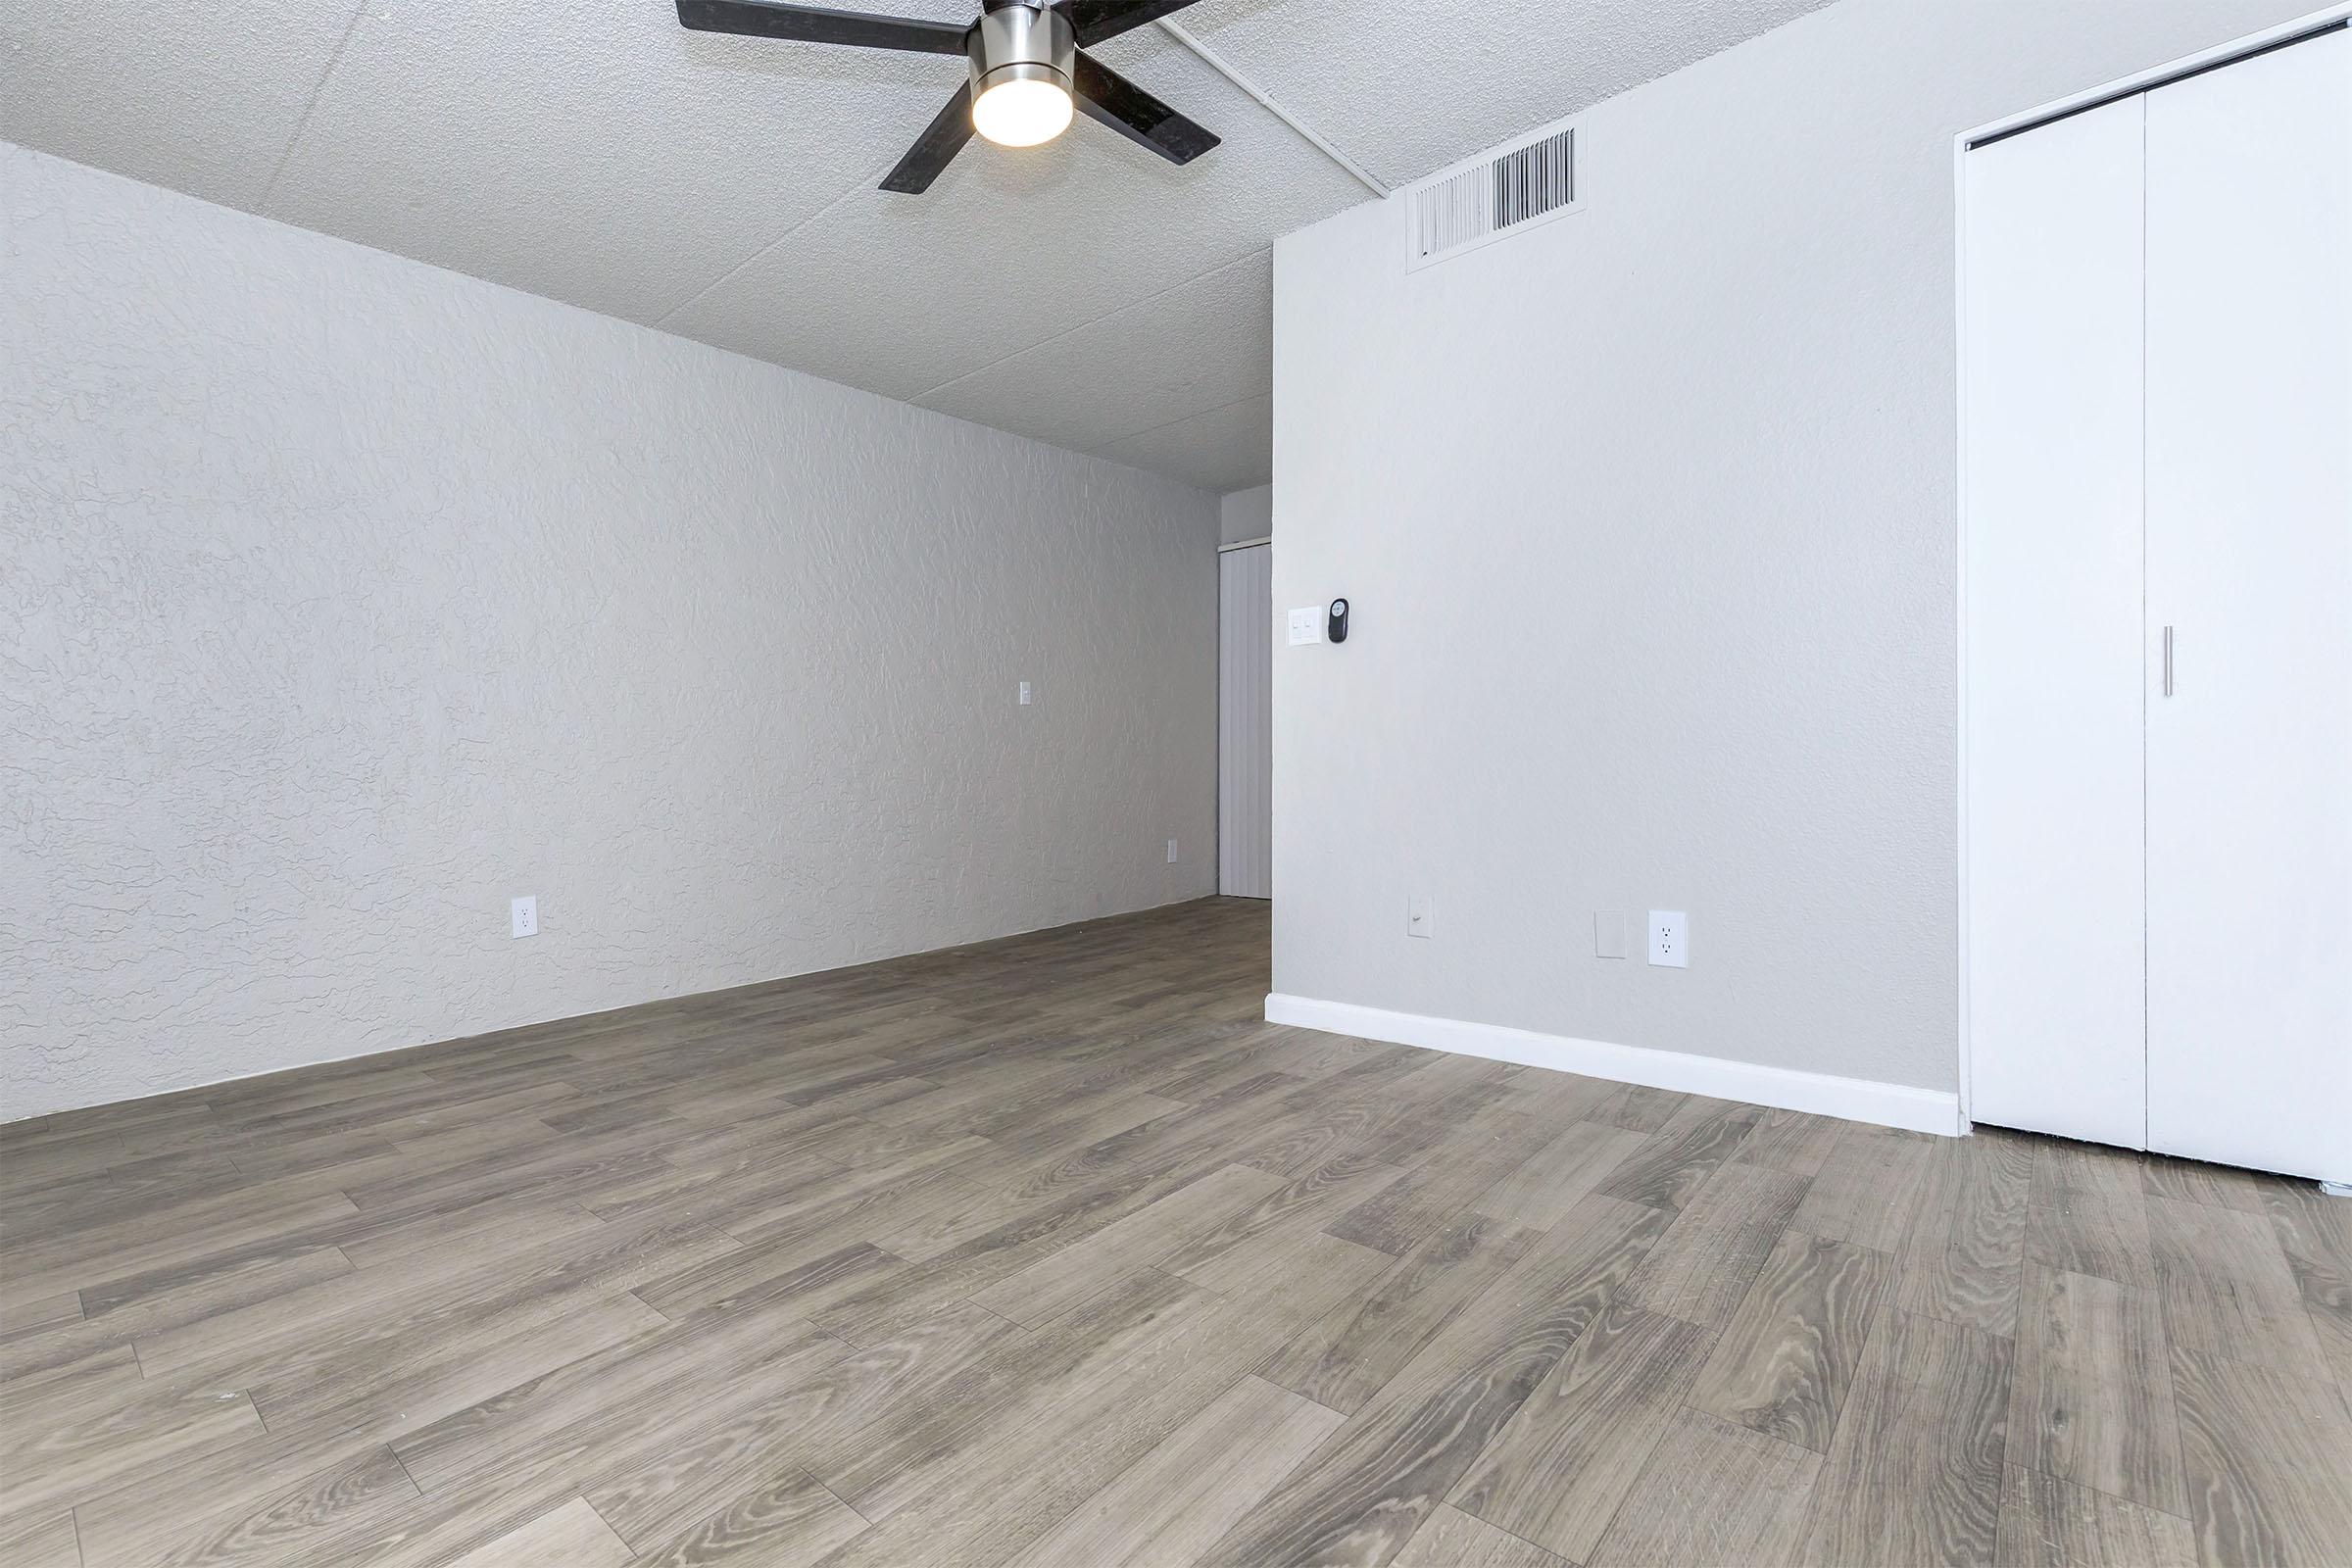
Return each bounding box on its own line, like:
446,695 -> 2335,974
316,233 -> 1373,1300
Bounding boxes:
1218,542 -> 1272,899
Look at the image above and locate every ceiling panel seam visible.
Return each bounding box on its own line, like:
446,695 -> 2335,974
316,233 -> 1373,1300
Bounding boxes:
255,0 -> 370,216
1086,387 -> 1267,455
912,243 -> 1271,404
652,151 -> 906,327
1153,19 -> 1388,196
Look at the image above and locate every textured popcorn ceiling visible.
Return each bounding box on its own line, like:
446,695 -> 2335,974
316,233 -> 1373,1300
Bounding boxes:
0,0 -> 1834,491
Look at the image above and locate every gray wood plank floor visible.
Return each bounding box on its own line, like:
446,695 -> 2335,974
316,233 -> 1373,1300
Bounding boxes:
3,898 -> 2346,1567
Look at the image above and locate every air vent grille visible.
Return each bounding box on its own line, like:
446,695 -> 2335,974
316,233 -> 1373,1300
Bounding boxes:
1407,124 -> 1581,270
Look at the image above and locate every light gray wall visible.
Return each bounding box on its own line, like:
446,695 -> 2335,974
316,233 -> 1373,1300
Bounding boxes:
1270,0 -> 2314,1094
1220,484 -> 1273,547
2,144 -> 1218,1121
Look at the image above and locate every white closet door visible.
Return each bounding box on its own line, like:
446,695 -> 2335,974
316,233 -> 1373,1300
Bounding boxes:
1963,95 -> 2149,1147
1218,544 -> 1273,899
2145,30 -> 2351,1183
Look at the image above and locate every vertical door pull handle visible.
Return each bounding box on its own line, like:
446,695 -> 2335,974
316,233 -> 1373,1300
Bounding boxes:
2162,625 -> 2174,697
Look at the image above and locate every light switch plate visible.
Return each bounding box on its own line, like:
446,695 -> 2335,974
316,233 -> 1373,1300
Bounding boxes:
1648,910 -> 1688,968
1166,838 -> 1179,863
1407,895 -> 1434,939
1018,680 -> 1032,706
1594,910 -> 1627,959
1288,608 -> 1323,646
511,896 -> 538,940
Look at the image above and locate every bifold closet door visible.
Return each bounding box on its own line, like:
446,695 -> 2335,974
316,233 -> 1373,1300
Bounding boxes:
1963,93 -> 2148,1148
2144,29 -> 2351,1182
1217,544 -> 1273,899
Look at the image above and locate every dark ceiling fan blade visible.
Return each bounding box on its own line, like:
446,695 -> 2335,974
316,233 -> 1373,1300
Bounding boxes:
1063,0 -> 1208,48
1072,51 -> 1219,166
881,82 -> 977,193
674,0 -> 969,54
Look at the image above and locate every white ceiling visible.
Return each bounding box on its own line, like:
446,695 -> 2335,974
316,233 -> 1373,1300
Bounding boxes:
1,0 -> 1831,492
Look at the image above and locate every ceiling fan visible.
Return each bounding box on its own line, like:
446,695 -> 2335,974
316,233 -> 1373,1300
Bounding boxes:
675,0 -> 1221,194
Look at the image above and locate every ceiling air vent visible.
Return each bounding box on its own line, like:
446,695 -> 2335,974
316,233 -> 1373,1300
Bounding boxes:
1406,123 -> 1581,271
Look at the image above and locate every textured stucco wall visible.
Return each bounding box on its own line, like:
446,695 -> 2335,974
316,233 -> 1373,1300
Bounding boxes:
1269,0 -> 2313,1094
1,144 -> 1219,1122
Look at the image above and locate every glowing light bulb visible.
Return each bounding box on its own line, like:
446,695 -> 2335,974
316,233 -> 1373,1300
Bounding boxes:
973,76 -> 1073,148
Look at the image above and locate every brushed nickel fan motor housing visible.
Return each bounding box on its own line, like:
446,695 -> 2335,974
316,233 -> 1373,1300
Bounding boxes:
968,4 -> 1075,103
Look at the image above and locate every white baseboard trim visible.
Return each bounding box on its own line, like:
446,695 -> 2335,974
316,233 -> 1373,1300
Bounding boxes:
1264,994 -> 1965,1137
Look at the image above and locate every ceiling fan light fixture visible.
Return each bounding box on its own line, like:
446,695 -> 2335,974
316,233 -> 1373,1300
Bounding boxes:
968,3 -> 1076,147
672,0 -> 1223,195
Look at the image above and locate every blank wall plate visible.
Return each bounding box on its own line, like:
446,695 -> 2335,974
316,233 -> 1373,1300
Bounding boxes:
1648,910 -> 1687,968
511,896 -> 539,940
1594,910 -> 1627,959
1407,895 -> 1434,939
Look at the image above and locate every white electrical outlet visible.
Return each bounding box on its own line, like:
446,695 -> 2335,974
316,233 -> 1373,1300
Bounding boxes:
1647,910 -> 1688,968
1166,838 -> 1179,862
1288,608 -> 1323,646
1595,910 -> 1628,959
511,896 -> 539,940
1407,895 -> 1434,939
1018,680 -> 1033,706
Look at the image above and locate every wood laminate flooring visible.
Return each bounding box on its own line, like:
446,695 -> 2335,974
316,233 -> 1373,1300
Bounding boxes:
4,898 -> 2347,1567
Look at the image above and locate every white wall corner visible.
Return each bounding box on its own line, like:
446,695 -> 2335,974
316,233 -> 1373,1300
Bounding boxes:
1263,993 -> 1966,1138
1218,483 -> 1273,548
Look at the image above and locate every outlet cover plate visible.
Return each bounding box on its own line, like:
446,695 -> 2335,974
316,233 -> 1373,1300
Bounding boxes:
512,896 -> 539,940
1647,910 -> 1687,968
